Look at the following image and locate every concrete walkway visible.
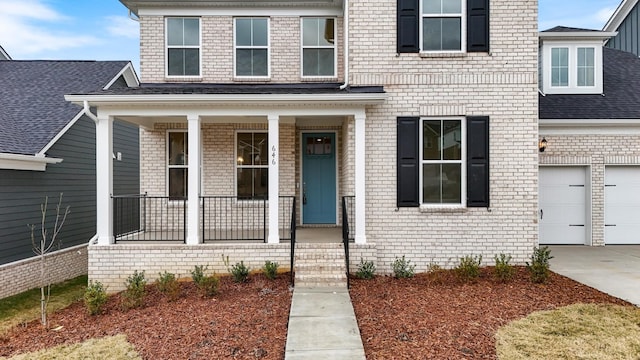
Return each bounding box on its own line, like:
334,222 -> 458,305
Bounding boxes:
284,287 -> 366,359
549,245 -> 640,306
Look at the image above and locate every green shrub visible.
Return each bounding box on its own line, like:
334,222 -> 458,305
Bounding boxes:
392,256 -> 415,279
355,258 -> 376,279
231,261 -> 250,283
454,255 -> 482,282
494,253 -> 515,282
84,281 -> 108,316
122,270 -> 146,310
526,246 -> 554,284
156,271 -> 180,301
262,261 -> 279,280
199,274 -> 220,297
191,265 -> 207,286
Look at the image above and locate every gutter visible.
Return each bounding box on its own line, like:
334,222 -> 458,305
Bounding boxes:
339,0 -> 349,90
83,101 -> 99,124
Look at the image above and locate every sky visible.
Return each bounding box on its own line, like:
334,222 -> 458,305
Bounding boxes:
0,0 -> 626,73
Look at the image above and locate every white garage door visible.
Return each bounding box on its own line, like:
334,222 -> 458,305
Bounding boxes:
605,166 -> 640,244
539,167 -> 587,245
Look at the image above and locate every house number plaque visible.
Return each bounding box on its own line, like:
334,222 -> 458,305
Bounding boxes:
272,145 -> 277,165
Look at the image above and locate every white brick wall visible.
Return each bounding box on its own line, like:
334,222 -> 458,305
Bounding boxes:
539,134 -> 640,246
0,245 -> 87,299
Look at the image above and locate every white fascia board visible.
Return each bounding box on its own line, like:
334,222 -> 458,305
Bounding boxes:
39,111 -> 85,155
65,92 -> 387,106
604,0 -> 638,32
0,153 -> 63,171
539,118 -> 640,135
138,7 -> 342,16
538,31 -> 618,41
103,63 -> 140,90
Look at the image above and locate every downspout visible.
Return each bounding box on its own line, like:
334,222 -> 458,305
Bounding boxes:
82,101 -> 99,124
339,0 -> 349,90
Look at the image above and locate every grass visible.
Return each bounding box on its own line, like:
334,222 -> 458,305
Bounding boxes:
0,275 -> 87,334
496,303 -> 640,360
0,334 -> 141,360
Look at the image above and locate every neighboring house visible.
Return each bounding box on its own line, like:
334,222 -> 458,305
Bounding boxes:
66,0 -> 538,291
604,0 -> 640,56
538,26 -> 640,246
0,60 -> 140,299
0,45 -> 10,60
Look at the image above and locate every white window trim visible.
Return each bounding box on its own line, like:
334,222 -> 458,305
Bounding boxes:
165,17 -> 202,78
235,130 -> 269,200
577,47 -> 596,87
233,17 -> 271,79
419,0 -> 466,53
542,42 -> 602,94
300,17 -> 338,79
419,117 -> 467,208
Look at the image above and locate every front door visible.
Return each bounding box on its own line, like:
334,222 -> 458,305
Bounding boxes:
302,133 -> 336,224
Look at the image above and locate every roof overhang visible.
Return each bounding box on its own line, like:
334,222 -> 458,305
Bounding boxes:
539,118 -> 640,135
539,31 -> 618,42
0,153 -> 63,171
0,45 -> 10,60
120,0 -> 343,15
103,63 -> 140,90
604,0 -> 639,32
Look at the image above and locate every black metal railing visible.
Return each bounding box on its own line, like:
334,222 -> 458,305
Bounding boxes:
342,196 -> 355,288
113,194 -> 186,243
289,197 -> 296,287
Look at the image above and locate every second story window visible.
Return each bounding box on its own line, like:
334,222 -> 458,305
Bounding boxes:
422,0 -> 464,52
235,18 -> 269,77
551,47 -> 569,87
302,18 -> 336,77
577,47 -> 595,87
166,18 -> 200,77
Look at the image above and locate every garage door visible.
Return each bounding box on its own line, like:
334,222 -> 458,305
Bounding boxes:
539,167 -> 587,245
605,166 -> 640,244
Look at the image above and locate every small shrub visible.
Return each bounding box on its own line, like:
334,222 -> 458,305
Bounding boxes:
263,261 -> 279,280
392,256 -> 415,279
231,261 -> 250,283
355,258 -> 376,279
426,262 -> 446,284
156,271 -> 180,301
454,255 -> 482,282
122,270 -> 146,310
84,281 -> 108,316
200,274 -> 220,296
494,253 -> 515,282
191,265 -> 207,286
527,246 -> 554,284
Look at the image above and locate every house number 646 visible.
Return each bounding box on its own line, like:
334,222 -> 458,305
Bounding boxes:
272,146 -> 277,165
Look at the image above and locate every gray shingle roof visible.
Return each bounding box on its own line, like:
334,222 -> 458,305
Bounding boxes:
539,47 -> 640,119
541,26 -> 601,33
0,61 -> 129,155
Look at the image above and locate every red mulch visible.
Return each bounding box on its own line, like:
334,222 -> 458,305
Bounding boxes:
350,267 -> 633,359
0,268 -> 633,360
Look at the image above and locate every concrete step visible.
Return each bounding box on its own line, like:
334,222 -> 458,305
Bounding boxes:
294,243 -> 348,288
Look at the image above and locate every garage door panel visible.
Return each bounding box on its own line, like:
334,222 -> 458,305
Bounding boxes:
539,167 -> 587,245
605,166 -> 640,245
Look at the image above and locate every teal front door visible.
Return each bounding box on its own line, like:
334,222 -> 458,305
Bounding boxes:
302,133 -> 336,224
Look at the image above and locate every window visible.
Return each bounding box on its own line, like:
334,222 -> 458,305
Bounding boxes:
235,18 -> 269,77
302,18 -> 336,77
237,132 -> 268,199
421,119 -> 464,204
422,0 -> 464,51
551,47 -> 569,87
166,18 -> 200,77
577,47 -> 595,87
168,132 -> 188,199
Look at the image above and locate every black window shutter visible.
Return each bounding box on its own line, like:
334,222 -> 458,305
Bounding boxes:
467,0 -> 490,52
397,117 -> 420,207
397,0 -> 419,53
467,116 -> 489,207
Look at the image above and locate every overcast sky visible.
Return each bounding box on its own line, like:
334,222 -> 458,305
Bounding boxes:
0,0 -> 625,72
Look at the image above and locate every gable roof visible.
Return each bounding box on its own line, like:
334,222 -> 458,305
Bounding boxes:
0,61 -> 132,156
539,47 -> 640,119
0,45 -> 10,60
541,26 -> 601,33
604,0 -> 639,32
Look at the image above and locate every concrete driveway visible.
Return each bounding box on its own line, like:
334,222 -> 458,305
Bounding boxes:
549,245 -> 640,306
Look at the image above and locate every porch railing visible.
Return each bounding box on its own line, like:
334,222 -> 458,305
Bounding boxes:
113,194 -> 186,243
342,195 -> 355,288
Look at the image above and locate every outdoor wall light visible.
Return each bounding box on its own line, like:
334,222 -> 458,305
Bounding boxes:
539,138 -> 547,153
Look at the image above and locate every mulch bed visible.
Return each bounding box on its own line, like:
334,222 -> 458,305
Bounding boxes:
350,267 -> 633,359
0,268 -> 633,359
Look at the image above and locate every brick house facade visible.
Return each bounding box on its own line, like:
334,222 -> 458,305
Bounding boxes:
67,0 -> 539,291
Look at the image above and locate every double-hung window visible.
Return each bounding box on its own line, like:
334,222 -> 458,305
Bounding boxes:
236,132 -> 268,199
422,0 -> 464,51
168,131 -> 188,199
577,47 -> 595,87
302,18 -> 336,77
235,18 -> 269,77
421,118 -> 465,205
551,47 -> 569,87
166,17 -> 200,77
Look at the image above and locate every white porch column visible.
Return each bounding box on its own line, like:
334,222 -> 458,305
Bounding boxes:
354,112 -> 367,244
267,114 -> 280,244
186,114 -> 201,245
96,113 -> 114,245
